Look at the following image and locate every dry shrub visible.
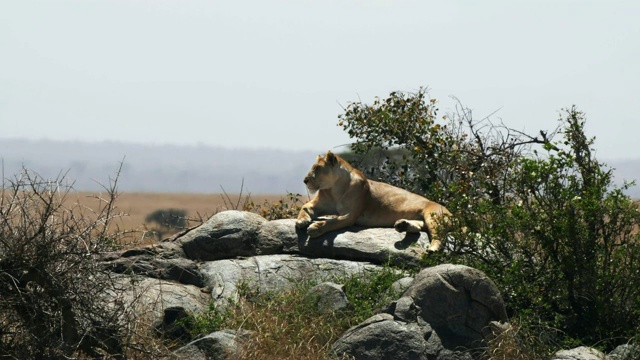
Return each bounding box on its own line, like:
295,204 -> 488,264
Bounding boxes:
0,166 -> 164,358
486,321 -> 561,360
220,179 -> 305,220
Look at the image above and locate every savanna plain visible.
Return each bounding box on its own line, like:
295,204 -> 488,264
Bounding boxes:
66,191 -> 291,245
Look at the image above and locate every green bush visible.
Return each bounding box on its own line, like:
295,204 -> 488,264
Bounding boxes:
339,89 -> 640,351
339,265 -> 406,324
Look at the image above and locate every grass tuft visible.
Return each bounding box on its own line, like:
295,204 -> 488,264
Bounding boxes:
182,266 -> 405,359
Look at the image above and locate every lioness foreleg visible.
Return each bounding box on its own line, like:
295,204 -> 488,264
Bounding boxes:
296,206 -> 314,229
296,195 -> 330,230
307,214 -> 357,238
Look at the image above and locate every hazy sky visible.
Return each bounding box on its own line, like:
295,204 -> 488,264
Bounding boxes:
1,1 -> 639,159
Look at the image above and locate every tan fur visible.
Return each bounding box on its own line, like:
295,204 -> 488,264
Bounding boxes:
296,151 -> 451,251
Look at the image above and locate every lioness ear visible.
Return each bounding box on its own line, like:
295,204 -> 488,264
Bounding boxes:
325,151 -> 337,166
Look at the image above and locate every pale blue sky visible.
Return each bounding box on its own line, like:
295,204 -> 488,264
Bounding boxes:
1,0 -> 639,159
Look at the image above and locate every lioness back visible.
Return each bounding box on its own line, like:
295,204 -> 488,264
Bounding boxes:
356,180 -> 436,227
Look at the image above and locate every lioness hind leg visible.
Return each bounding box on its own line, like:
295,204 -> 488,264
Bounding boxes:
424,213 -> 447,252
394,219 -> 424,233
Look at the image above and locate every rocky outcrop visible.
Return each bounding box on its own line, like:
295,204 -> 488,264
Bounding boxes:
172,210 -> 432,266
100,210 -> 626,360
100,211 -> 509,359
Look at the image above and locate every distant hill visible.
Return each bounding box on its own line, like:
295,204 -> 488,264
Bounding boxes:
1,138 -> 639,197
0,139 -> 318,194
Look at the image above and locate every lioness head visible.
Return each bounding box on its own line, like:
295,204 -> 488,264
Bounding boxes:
303,151 -> 339,192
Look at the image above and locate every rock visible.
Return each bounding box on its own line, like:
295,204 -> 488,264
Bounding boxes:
154,306 -> 191,340
390,277 -> 415,294
551,346 -> 609,360
610,344 -> 640,359
173,212 -> 431,266
300,226 -> 431,266
177,210 -> 267,261
255,218 -> 304,254
330,311 -> 472,360
332,296 -> 473,360
104,253 -> 204,287
304,282 -> 351,313
402,264 -> 508,350
98,241 -> 185,262
330,313 -> 431,360
387,296 -> 422,323
199,254 -> 381,307
609,344 -> 640,360
123,241 -> 186,259
111,276 -> 210,330
173,329 -> 250,360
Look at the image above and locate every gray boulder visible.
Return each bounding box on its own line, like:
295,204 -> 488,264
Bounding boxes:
610,344 -> 640,359
199,254 -> 381,307
111,276 -> 210,330
391,276 -> 415,294
177,210 -> 268,261
103,246 -> 204,287
551,346 -> 609,360
403,264 -> 508,350
300,226 -> 431,266
304,282 -> 351,313
172,211 -> 433,266
255,218 -> 304,253
330,313 -> 433,360
330,301 -> 473,360
173,329 -> 250,360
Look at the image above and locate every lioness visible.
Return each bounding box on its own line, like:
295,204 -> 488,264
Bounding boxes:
296,151 -> 451,251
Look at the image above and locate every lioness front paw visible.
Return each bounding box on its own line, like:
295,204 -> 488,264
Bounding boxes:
306,221 -> 325,238
296,218 -> 311,230
394,219 -> 410,232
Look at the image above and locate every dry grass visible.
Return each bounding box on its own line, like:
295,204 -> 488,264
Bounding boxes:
218,281 -> 361,360
185,267 -> 404,360
486,323 -> 539,360
62,192 -> 286,246
228,297 -> 342,360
